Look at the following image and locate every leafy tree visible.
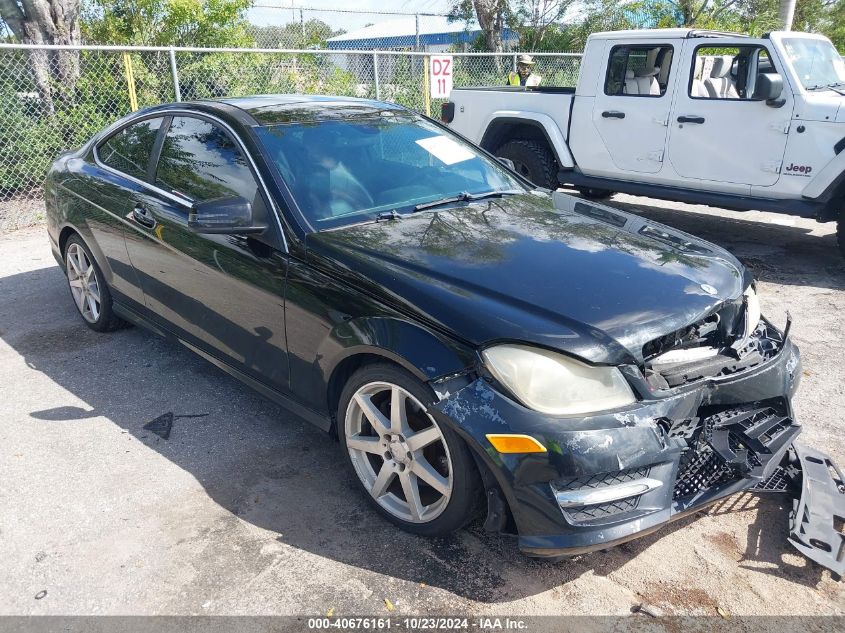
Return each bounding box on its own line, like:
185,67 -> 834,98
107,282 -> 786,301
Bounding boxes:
563,0 -> 784,43
513,0 -> 577,50
250,18 -> 345,49
82,0 -> 253,47
824,0 -> 845,49
449,0 -> 513,52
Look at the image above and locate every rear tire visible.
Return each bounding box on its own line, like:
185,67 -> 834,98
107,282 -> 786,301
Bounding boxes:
838,213 -> 845,259
495,139 -> 558,190
577,187 -> 616,200
338,363 -> 481,536
64,234 -> 127,333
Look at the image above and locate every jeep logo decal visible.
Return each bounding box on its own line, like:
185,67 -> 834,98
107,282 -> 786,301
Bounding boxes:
784,162 -> 813,176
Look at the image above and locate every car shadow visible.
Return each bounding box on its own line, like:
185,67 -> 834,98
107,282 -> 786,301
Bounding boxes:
571,192 -> 845,291
700,492 -> 827,588
1,264 -> 830,603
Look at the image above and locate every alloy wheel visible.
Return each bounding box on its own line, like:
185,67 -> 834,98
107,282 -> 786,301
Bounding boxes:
345,381 -> 453,523
66,243 -> 101,324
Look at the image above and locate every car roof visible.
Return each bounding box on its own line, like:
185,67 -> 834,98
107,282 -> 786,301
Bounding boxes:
215,94 -> 407,126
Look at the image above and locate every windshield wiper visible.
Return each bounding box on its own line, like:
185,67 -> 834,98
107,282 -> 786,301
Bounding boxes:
808,82 -> 845,95
412,189 -> 521,212
376,210 -> 403,221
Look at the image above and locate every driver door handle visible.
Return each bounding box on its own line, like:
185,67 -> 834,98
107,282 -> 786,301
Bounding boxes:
602,110 -> 626,119
677,115 -> 705,124
132,205 -> 157,229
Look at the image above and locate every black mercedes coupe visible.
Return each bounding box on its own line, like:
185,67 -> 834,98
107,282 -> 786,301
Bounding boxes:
44,95 -> 843,573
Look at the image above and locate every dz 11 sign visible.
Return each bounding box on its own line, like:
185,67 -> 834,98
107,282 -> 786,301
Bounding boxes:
430,55 -> 453,98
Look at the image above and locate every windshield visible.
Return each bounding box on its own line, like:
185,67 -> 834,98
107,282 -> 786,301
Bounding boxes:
782,37 -> 845,90
254,114 -> 525,230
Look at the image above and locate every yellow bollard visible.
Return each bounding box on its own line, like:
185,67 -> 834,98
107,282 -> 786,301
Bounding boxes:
122,52 -> 139,112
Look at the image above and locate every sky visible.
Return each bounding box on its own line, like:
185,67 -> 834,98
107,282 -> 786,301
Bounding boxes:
247,1 -> 456,32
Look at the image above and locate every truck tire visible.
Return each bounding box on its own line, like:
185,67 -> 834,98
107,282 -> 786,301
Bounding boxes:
838,213 -> 845,259
495,140 -> 558,190
578,187 -> 616,200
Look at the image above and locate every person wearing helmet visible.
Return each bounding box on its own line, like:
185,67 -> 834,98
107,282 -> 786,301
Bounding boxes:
507,54 -> 542,87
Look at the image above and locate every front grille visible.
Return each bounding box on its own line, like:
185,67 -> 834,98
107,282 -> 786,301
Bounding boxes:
752,466 -> 795,493
672,400 -> 797,501
552,467 -> 650,524
552,467 -> 649,492
674,444 -> 734,498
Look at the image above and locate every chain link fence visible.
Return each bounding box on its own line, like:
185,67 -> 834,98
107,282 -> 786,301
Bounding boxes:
0,43 -> 581,232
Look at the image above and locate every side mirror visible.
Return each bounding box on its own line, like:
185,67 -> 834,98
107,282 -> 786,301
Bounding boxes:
753,73 -> 785,107
498,157 -> 516,170
188,196 -> 266,235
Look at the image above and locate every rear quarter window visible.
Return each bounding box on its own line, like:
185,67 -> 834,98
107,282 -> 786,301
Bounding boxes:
97,117 -> 163,180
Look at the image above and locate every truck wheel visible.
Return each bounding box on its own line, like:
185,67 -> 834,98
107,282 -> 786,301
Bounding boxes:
838,214 -> 845,259
495,140 -> 558,190
577,187 -> 615,200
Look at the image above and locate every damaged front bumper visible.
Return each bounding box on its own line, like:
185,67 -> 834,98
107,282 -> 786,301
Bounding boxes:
431,335 -> 843,575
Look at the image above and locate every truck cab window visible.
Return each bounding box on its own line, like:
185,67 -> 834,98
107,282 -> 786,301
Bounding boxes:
691,46 -> 774,100
605,45 -> 673,97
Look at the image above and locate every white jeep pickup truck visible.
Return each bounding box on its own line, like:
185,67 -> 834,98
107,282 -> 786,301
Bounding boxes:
443,28 -> 845,256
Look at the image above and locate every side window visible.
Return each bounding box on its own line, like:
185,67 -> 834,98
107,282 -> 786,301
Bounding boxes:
691,46 -> 773,100
155,116 -> 259,204
604,45 -> 673,97
98,117 -> 163,180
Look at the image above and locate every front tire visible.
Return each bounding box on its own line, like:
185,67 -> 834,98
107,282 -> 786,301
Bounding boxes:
495,139 -> 558,190
64,235 -> 126,332
338,363 -> 481,536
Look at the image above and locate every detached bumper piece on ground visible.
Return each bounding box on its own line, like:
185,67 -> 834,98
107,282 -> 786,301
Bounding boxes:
785,444 -> 845,578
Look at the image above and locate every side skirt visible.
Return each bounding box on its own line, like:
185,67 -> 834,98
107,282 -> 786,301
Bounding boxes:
113,300 -> 332,432
560,170 -> 832,221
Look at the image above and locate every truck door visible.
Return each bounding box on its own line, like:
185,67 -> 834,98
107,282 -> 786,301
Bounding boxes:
591,43 -> 676,174
667,40 -> 793,187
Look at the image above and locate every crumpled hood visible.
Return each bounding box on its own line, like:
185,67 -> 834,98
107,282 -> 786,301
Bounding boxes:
306,192 -> 748,364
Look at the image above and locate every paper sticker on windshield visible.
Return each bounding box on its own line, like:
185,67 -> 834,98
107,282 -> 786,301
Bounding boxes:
416,135 -> 475,165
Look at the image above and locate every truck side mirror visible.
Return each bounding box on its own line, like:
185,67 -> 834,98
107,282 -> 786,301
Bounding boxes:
753,73 -> 785,107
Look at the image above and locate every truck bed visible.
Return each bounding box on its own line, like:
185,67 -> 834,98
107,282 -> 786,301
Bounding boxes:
448,87 -> 575,149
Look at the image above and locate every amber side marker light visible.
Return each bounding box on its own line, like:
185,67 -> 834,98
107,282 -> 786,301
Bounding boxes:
486,434 -> 547,453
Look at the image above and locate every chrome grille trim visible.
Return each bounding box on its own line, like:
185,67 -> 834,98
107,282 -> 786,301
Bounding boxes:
554,478 -> 663,508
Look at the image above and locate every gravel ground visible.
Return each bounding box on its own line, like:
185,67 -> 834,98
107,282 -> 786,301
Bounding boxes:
0,196 -> 843,622
0,199 -> 46,234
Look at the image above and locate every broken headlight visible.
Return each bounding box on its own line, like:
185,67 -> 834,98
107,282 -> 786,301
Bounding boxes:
743,285 -> 762,341
482,344 -> 636,415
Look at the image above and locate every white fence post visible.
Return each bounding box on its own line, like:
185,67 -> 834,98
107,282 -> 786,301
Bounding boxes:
373,52 -> 380,100
168,48 -> 181,102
